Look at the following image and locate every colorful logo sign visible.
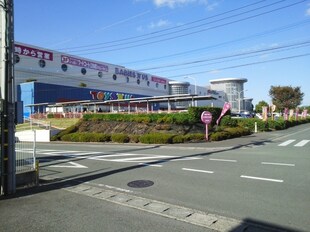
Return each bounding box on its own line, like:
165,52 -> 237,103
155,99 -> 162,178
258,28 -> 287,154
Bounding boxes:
90,91 -> 133,101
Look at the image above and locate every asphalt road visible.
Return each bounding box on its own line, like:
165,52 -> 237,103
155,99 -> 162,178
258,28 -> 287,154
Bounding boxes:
2,123 -> 309,232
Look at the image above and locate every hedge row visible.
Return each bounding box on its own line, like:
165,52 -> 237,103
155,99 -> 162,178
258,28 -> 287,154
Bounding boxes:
236,117 -> 310,132
82,106 -> 224,126
59,132 -> 206,144
210,126 -> 252,141
57,127 -> 252,144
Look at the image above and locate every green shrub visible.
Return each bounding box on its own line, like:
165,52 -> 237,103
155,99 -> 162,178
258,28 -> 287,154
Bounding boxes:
220,115 -> 238,127
210,131 -> 231,141
183,133 -> 205,142
267,120 -> 287,130
139,133 -> 174,144
60,132 -> 111,142
51,122 -> 82,141
172,135 -> 185,143
47,114 -> 54,119
129,135 -> 140,143
111,133 -> 130,143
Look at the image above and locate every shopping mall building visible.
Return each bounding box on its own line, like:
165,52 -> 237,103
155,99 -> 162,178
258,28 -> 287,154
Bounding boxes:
14,42 -> 230,121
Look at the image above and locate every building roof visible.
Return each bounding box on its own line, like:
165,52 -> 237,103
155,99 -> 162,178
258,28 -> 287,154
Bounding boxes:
209,78 -> 248,83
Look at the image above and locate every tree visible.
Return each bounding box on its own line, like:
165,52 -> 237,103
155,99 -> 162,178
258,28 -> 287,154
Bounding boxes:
255,100 -> 269,113
269,86 -> 304,111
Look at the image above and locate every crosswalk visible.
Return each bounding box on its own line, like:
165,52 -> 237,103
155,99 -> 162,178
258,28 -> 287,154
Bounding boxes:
278,139 -> 310,147
35,149 -> 202,164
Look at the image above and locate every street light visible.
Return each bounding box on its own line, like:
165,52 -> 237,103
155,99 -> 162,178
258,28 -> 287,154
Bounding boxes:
184,76 -> 197,107
235,89 -> 247,113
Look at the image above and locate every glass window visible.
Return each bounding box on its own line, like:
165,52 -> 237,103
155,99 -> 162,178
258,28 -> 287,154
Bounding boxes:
147,81 -> 150,86
127,77 -> 129,83
98,71 -> 103,78
81,68 -> 87,75
61,64 -> 68,72
113,74 -> 117,80
14,55 -> 20,64
39,59 -> 46,68
137,79 -> 140,85
156,83 -> 159,88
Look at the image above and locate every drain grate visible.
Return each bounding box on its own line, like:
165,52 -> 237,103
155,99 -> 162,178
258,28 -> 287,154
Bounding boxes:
127,180 -> 154,188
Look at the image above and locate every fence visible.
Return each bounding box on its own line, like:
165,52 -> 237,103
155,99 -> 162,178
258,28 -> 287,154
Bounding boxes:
15,130 -> 36,174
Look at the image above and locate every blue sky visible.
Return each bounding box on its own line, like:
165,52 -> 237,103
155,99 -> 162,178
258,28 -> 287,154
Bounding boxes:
14,0 -> 310,106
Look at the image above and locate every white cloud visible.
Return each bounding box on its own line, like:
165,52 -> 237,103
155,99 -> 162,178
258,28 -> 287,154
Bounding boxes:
306,4 -> 310,16
149,19 -> 170,28
153,0 -> 208,8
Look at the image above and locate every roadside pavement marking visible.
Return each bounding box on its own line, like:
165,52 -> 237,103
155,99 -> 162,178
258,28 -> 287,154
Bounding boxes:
209,158 -> 237,162
294,140 -> 310,147
139,163 -> 163,167
240,175 -> 283,183
182,168 -> 214,174
261,162 -> 295,167
278,139 -> 295,146
49,161 -> 88,168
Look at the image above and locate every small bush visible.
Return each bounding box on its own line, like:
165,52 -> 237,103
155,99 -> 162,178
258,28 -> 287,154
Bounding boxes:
51,122 -> 81,141
183,133 -> 205,142
111,133 -> 130,143
210,131 -> 231,141
172,135 -> 185,143
129,135 -> 140,143
220,115 -> 238,127
61,132 -> 111,142
139,133 -> 174,144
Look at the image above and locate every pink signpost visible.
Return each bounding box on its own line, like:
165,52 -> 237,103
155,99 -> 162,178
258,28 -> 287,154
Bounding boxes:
201,111 -> 212,141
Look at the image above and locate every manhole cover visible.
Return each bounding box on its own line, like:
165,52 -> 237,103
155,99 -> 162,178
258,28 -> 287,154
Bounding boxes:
127,180 -> 154,188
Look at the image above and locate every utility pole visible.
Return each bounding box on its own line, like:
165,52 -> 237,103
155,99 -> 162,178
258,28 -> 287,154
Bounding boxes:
0,0 -> 16,195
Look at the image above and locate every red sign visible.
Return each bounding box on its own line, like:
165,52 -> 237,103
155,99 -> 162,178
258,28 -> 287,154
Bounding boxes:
201,111 -> 212,124
151,76 -> 167,84
15,44 -> 53,61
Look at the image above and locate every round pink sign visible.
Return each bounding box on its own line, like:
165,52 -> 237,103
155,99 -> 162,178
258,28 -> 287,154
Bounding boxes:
201,111 -> 212,124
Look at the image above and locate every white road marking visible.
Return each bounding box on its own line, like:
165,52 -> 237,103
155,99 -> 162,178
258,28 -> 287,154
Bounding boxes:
294,140 -> 310,147
261,162 -> 295,167
139,163 -> 163,167
278,140 -> 295,146
209,158 -> 237,162
240,175 -> 283,183
182,168 -> 214,174
50,161 -> 88,168
113,156 -> 174,162
171,157 -> 202,161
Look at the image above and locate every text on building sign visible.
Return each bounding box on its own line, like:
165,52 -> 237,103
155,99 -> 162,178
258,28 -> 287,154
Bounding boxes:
15,44 -> 53,61
61,55 -> 109,72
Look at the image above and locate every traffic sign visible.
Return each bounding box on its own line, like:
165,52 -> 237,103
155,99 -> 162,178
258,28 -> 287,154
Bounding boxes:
201,111 -> 212,142
201,111 -> 212,124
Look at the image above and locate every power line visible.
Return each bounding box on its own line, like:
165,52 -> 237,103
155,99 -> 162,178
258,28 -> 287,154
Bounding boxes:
57,0 -> 268,51
121,18 -> 310,66
152,43 -> 310,74
137,40 -> 310,71
74,0 -> 306,55
168,53 -> 310,79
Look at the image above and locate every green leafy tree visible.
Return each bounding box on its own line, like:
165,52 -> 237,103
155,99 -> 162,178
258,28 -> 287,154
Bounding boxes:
269,86 -> 304,111
255,100 -> 269,113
